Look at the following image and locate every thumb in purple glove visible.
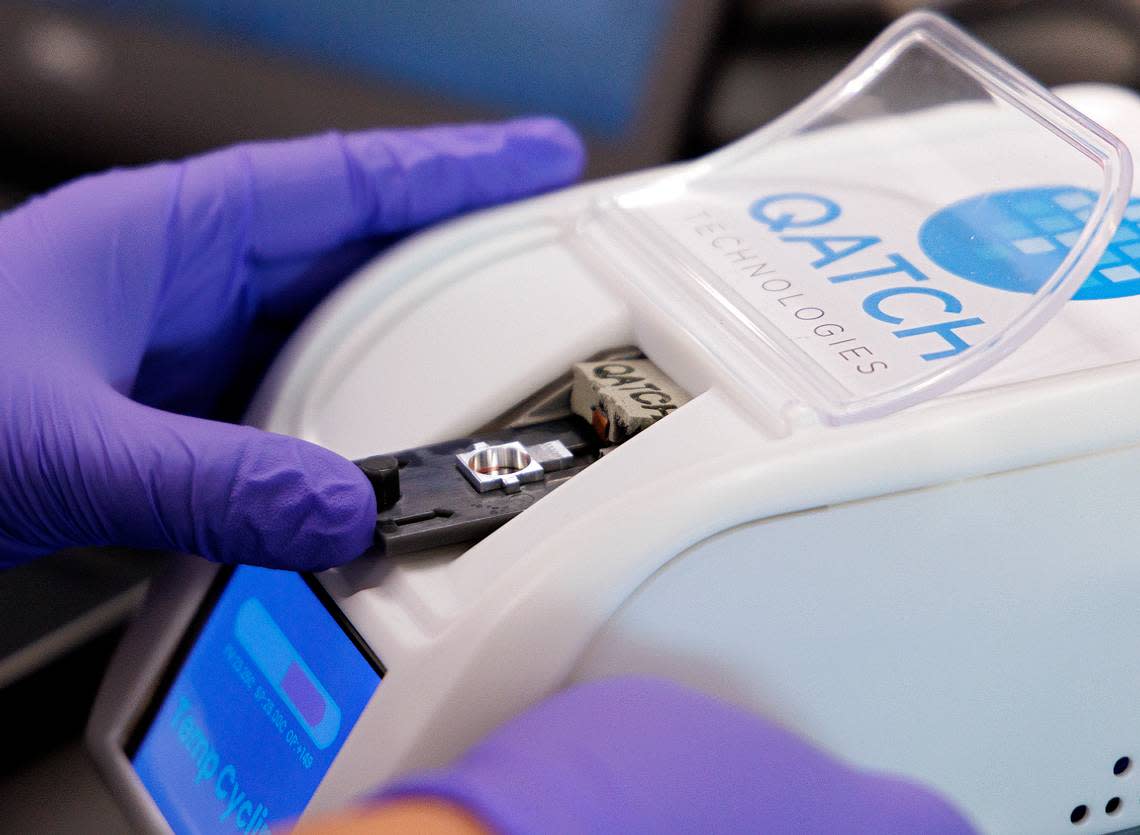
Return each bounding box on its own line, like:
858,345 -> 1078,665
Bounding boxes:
0,119 -> 584,570
378,677 -> 977,834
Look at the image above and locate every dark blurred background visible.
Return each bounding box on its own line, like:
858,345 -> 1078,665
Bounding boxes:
0,0 -> 1138,828
0,0 -> 1137,201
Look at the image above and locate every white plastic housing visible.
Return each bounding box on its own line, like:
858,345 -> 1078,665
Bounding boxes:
88,84 -> 1140,835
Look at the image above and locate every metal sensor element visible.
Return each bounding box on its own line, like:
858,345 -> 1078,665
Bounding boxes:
361,418 -> 599,555
529,440 -> 575,472
457,440 -> 573,493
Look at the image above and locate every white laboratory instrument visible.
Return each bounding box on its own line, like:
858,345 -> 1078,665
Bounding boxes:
88,13 -> 1140,834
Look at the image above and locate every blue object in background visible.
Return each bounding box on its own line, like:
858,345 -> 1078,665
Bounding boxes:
58,0 -> 676,137
133,567 -> 382,833
920,187 -> 1140,301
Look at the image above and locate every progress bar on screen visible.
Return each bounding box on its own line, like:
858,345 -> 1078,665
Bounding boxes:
235,596 -> 342,749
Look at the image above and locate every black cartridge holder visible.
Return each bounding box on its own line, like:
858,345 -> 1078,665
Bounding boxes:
355,417 -> 602,556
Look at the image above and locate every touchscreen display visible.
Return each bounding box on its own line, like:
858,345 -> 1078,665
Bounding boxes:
131,566 -> 383,833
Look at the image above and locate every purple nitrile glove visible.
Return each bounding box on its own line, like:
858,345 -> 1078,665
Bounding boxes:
379,677 -> 977,834
0,119 -> 584,570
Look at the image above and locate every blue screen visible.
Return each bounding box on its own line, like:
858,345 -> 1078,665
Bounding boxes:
133,567 -> 382,834
59,1 -> 676,137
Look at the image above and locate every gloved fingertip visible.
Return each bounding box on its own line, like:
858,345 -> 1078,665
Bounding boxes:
218,432 -> 377,571
500,116 -> 587,186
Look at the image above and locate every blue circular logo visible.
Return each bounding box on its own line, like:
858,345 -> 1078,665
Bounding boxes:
919,187 -> 1140,301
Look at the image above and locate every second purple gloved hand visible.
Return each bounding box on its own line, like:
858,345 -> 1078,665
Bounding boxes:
380,677 -> 977,834
0,119 -> 584,570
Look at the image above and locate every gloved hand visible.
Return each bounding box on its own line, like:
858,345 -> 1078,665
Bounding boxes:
369,677 -> 977,834
0,119 -> 583,570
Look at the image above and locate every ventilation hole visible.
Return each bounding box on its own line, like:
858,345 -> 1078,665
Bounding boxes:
1115,756 -> 1132,776
1071,805 -> 1089,825
1107,797 -> 1122,815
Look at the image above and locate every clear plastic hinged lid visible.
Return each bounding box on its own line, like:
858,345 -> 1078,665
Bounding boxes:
576,11 -> 1133,426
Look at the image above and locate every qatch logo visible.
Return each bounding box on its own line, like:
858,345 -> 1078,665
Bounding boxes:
919,187 -> 1140,301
